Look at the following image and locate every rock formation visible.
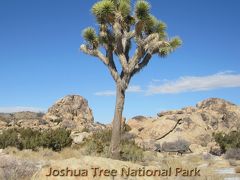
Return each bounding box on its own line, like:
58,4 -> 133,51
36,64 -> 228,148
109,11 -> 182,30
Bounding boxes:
0,111 -> 46,131
0,95 -> 103,133
43,95 -> 94,129
127,98 -> 240,152
0,97 -> 239,154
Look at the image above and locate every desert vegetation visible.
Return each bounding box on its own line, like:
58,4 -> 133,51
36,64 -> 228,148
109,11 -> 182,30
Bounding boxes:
82,128 -> 143,162
0,127 -> 143,162
0,128 -> 72,151
214,131 -> 240,160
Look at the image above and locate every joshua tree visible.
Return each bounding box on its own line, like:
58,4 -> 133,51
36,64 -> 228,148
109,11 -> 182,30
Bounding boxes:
80,0 -> 181,159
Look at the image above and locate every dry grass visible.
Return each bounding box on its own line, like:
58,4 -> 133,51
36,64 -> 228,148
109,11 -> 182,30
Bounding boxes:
1,147 -> 239,180
229,159 -> 238,166
0,153 -> 39,180
140,152 -> 234,180
3,147 -> 83,161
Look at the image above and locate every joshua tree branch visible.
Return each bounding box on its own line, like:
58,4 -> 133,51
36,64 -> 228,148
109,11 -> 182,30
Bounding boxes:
113,15 -> 129,73
131,52 -> 152,76
129,47 -> 144,73
155,119 -> 183,140
128,33 -> 162,74
125,30 -> 135,40
80,44 -> 120,83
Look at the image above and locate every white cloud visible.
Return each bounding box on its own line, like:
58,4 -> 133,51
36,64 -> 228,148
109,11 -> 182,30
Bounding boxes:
147,72 -> 240,95
126,85 -> 142,93
94,90 -> 116,96
94,85 -> 142,96
0,106 -> 46,113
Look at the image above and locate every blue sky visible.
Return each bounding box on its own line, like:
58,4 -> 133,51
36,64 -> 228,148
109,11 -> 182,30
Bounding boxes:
0,0 -> 240,123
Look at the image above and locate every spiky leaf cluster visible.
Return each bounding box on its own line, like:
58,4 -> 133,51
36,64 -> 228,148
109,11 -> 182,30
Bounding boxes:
82,0 -> 182,58
82,27 -> 98,49
170,37 -> 182,50
145,15 -> 166,39
118,0 -> 131,18
134,0 -> 150,21
92,0 -> 115,23
159,37 -> 182,57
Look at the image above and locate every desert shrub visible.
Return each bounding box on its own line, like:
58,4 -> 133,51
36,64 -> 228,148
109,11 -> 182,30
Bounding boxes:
121,141 -> 143,162
83,128 -> 143,161
213,132 -> 226,152
41,128 -> 72,151
84,139 -> 106,155
0,128 -> 72,151
121,132 -> 135,142
214,131 -> 240,153
0,129 -> 19,148
162,139 -> 190,152
83,129 -> 111,156
225,148 -> 240,160
18,128 -> 42,150
94,128 -> 112,142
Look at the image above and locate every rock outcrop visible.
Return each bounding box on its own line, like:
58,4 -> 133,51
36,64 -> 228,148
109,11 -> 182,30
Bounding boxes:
127,98 -> 240,152
0,112 -> 46,131
43,95 -> 94,130
0,95 -> 103,133
1,97 -> 239,155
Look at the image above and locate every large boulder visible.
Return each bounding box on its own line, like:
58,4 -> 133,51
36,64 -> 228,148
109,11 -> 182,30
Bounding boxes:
43,95 -> 94,130
71,131 -> 91,145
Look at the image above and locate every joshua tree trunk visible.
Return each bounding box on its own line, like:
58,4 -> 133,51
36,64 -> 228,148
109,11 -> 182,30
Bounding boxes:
110,84 -> 125,159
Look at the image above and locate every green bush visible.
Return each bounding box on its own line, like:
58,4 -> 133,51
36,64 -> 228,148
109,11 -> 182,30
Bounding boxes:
213,131 -> 240,153
18,128 -> 42,150
41,128 -> 72,151
0,129 -> 19,149
83,128 -> 143,162
0,128 -> 72,151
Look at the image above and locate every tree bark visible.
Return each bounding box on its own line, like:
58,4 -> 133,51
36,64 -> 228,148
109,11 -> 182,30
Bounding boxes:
110,84 -> 125,159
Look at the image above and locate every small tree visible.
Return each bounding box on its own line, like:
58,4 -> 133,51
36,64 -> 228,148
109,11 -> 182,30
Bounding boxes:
80,0 -> 181,159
